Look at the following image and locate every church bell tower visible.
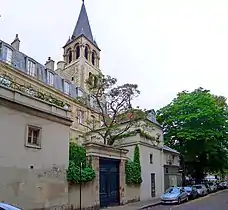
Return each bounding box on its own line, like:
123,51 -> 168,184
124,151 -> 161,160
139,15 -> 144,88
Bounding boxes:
59,0 -> 101,93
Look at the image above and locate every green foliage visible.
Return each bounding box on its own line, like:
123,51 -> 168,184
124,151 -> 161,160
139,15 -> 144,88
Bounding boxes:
125,145 -> 142,185
85,73 -> 145,145
114,129 -> 159,145
67,142 -> 96,184
156,87 -> 228,180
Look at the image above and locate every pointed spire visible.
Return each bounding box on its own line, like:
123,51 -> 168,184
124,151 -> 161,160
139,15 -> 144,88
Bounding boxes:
71,1 -> 98,47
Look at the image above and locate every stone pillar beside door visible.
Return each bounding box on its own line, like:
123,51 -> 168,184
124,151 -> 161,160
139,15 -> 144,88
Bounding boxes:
91,155 -> 100,207
119,159 -> 126,205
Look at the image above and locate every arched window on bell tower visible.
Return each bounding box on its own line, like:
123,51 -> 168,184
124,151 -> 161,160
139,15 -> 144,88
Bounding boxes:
75,44 -> 80,59
92,51 -> 96,66
67,48 -> 72,64
84,45 -> 89,60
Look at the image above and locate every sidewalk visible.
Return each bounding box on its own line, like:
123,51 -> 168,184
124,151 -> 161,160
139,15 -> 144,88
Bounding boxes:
101,197 -> 161,210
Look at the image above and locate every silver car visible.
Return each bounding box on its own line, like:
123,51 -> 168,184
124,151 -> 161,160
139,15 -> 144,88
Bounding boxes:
208,182 -> 217,192
193,184 -> 208,196
161,187 -> 189,204
0,203 -> 21,210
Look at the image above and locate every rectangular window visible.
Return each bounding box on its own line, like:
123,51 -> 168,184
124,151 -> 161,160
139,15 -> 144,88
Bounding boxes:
4,47 -> 13,64
27,60 -> 36,76
77,110 -> 84,124
26,125 -> 41,148
64,81 -> 70,94
150,153 -> 153,164
76,87 -> 83,97
47,71 -> 54,86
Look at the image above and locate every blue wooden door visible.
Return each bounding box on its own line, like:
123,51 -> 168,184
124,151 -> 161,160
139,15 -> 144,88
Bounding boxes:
99,158 -> 120,208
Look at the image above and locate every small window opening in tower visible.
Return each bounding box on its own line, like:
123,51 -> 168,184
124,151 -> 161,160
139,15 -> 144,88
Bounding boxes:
94,75 -> 98,87
88,72 -> 93,85
68,50 -> 72,64
92,51 -> 96,66
71,77 -> 74,81
76,45 -> 80,59
84,46 -> 89,60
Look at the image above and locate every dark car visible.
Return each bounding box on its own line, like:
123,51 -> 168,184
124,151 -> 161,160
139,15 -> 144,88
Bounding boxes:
183,186 -> 198,199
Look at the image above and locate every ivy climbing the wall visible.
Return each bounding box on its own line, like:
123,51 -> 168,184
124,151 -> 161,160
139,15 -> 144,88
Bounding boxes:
67,142 -> 96,184
125,144 -> 142,185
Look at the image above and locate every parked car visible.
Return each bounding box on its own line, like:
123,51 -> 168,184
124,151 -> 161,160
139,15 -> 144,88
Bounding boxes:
203,183 -> 212,193
193,184 -> 208,196
208,182 -> 217,192
0,203 -> 21,210
161,187 -> 189,204
183,186 -> 198,199
219,181 -> 228,189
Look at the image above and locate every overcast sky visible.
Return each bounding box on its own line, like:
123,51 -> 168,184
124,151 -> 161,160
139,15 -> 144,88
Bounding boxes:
1,0 -> 228,110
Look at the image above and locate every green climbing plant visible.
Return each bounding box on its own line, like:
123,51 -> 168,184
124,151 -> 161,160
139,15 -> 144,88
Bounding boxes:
125,144 -> 142,185
67,142 -> 96,184
115,129 -> 159,145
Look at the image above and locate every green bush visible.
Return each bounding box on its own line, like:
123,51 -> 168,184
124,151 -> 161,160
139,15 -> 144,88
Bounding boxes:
125,144 -> 142,185
67,142 -> 96,184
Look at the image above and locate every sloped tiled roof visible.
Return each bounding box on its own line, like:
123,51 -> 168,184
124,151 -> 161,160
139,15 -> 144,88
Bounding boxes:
71,1 -> 98,48
162,145 -> 180,154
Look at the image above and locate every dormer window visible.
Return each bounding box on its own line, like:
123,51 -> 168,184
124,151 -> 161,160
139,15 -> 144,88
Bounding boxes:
27,60 -> 36,76
76,87 -> 83,97
3,47 -> 13,65
47,71 -> 54,86
84,46 -> 89,60
63,81 -> 70,95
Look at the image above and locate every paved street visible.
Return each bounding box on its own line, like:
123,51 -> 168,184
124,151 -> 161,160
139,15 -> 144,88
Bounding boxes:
150,190 -> 228,210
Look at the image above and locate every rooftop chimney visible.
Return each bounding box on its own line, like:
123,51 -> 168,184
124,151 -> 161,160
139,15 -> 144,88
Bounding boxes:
11,34 -> 20,51
57,61 -> 66,71
45,57 -> 55,71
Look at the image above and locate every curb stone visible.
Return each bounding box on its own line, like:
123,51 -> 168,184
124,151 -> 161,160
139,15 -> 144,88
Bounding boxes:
138,201 -> 162,210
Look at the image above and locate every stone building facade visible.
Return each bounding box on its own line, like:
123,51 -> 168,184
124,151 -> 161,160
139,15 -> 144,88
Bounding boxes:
163,146 -> 182,190
0,78 -> 72,209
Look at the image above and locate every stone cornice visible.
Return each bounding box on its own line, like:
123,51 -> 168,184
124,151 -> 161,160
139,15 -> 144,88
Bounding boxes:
0,86 -> 73,126
117,140 -> 162,151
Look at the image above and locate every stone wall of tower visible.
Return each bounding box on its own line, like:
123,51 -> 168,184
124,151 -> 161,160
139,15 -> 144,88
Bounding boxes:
60,36 -> 101,94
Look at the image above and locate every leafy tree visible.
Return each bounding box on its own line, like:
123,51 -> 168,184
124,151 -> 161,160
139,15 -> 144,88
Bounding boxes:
156,87 -> 228,182
84,73 -> 145,145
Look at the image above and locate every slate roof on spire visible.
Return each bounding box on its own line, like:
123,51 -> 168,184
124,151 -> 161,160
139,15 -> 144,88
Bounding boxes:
71,1 -> 98,48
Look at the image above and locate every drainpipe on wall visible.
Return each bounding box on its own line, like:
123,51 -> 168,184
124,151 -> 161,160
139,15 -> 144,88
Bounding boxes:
161,147 -> 164,193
